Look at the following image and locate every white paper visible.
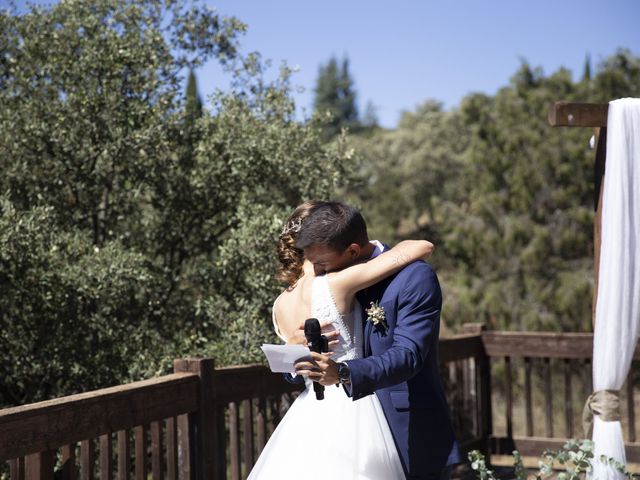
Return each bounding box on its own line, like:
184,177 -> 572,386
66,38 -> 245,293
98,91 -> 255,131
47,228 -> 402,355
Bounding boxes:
261,344 -> 311,373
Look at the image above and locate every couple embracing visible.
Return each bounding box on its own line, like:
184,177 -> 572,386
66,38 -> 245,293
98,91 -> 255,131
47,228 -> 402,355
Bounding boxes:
248,201 -> 460,480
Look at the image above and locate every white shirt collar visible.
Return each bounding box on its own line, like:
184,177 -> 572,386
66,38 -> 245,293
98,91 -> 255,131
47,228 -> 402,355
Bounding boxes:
369,240 -> 384,259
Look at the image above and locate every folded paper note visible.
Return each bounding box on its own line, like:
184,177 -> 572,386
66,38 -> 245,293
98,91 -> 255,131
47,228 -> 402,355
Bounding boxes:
260,344 -> 311,373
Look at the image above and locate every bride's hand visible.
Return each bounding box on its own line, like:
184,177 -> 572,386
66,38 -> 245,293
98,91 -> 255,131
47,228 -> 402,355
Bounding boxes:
294,352 -> 339,386
286,320 -> 340,349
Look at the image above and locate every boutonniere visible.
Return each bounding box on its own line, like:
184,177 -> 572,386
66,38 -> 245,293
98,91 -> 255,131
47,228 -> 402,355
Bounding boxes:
366,301 -> 388,333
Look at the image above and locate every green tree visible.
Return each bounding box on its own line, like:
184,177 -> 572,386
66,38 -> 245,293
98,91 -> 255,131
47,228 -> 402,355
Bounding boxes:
348,52 -> 640,335
0,0 -> 356,407
186,69 -> 203,122
313,56 -> 360,139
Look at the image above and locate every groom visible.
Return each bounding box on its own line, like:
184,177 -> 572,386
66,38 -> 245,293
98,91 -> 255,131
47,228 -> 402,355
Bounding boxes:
292,201 -> 460,480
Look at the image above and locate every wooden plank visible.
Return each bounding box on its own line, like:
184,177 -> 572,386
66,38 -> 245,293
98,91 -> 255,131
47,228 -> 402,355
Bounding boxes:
478,345 -> 492,443
524,357 -> 533,437
455,362 -> 465,433
80,440 -> 94,480
214,366 -> 303,404
134,425 -> 146,480
0,373 -> 199,461
548,102 -> 608,127
564,359 -> 573,438
150,421 -> 163,480
9,457 -> 25,480
228,402 -> 240,480
117,431 -> 129,480
166,417 -> 177,480
492,436 -> 640,464
505,357 -> 513,438
256,397 -> 266,455
482,331 -> 595,358
544,358 -> 553,438
439,334 -> 485,363
174,358 -> 216,480
242,399 -> 254,476
584,358 -> 593,394
99,434 -> 112,480
25,451 -> 54,480
61,444 -> 77,480
215,406 -> 227,480
176,414 -> 194,480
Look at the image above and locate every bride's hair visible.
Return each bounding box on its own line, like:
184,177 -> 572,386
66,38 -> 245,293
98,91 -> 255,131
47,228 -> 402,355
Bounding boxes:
276,200 -> 323,286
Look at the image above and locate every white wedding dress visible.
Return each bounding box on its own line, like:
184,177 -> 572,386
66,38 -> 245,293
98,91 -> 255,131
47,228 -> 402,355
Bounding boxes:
247,275 -> 405,479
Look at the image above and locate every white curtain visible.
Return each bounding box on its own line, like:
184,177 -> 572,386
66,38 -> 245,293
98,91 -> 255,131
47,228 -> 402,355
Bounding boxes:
591,98 -> 640,479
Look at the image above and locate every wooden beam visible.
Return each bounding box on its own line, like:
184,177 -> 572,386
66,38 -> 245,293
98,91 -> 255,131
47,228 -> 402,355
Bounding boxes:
0,373 -> 199,461
548,101 -> 608,127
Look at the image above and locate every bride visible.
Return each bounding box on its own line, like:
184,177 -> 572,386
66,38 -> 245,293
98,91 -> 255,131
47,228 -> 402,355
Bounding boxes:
247,201 -> 434,479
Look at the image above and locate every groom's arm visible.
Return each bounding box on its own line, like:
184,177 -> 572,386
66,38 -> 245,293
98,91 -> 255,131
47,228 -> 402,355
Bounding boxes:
345,262 -> 441,399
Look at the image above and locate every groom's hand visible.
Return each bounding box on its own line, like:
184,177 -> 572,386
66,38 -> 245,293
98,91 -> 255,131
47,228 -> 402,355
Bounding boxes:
294,352 -> 340,386
286,320 -> 340,349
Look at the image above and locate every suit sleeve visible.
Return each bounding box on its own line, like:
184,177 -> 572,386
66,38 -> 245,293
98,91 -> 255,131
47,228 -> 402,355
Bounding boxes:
345,262 -> 442,399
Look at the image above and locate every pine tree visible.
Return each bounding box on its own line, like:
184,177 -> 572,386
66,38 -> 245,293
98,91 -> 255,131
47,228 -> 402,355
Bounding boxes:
313,56 -> 360,139
583,53 -> 592,82
186,69 -> 203,121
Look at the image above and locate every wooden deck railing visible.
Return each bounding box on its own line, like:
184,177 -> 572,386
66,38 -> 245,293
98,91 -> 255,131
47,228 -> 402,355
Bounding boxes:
1,325 -> 638,479
481,329 -> 640,462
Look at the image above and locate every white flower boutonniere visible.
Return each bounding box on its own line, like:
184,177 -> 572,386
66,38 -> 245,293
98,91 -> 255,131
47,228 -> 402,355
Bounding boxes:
366,301 -> 388,333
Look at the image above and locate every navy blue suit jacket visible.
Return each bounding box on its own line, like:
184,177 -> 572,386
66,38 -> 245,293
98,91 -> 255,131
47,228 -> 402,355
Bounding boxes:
348,260 -> 460,478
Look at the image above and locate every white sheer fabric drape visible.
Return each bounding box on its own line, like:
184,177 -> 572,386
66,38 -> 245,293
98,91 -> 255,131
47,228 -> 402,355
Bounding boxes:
591,98 -> 640,479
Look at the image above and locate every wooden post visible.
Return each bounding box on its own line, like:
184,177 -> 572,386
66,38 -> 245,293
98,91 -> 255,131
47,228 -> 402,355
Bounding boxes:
150,421 -> 163,480
462,323 -> 492,457
592,127 -> 607,326
166,417 -> 178,479
134,425 -> 147,480
173,358 -> 217,480
99,435 -> 111,480
25,451 -> 54,480
548,101 -> 609,328
61,444 -> 77,480
9,457 -> 25,480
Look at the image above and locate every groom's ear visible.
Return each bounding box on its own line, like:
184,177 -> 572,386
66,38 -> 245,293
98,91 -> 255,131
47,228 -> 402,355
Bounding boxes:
346,243 -> 361,259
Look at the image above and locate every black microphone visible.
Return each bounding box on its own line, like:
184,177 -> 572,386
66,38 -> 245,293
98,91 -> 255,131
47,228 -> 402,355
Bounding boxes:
304,318 -> 329,400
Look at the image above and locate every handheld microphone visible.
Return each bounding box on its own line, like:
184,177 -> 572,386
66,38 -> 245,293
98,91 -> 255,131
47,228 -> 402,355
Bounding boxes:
304,318 -> 329,400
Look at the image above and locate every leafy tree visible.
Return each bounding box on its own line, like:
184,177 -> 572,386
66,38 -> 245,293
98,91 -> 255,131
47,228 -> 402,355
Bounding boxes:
0,0 -> 356,406
361,101 -> 380,129
347,51 -> 640,334
313,56 -> 360,139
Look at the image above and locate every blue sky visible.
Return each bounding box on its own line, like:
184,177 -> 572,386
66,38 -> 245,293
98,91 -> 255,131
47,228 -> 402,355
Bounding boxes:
9,0 -> 639,128
200,0 -> 639,127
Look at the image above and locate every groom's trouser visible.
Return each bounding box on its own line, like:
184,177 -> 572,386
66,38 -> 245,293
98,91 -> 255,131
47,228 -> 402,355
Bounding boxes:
408,465 -> 452,480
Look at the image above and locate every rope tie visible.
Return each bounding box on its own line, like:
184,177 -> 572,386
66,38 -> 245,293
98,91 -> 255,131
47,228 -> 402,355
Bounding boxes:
582,389 -> 621,438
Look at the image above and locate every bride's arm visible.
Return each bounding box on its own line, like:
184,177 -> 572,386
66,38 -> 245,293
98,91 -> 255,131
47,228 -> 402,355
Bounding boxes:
331,240 -> 434,297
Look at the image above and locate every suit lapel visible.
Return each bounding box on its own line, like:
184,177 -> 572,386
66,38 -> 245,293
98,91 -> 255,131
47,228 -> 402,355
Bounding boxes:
363,312 -> 372,355
357,243 -> 389,358
357,289 -> 372,356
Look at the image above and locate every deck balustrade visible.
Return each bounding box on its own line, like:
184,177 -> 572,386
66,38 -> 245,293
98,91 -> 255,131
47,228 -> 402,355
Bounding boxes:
2,324 -> 637,479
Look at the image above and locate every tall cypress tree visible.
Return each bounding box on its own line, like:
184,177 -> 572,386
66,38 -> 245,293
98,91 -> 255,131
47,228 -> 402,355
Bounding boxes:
186,69 -> 203,122
313,56 -> 359,139
582,53 -> 592,82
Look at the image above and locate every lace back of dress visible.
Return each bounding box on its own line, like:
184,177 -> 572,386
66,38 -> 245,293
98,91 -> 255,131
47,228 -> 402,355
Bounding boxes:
311,276 -> 362,362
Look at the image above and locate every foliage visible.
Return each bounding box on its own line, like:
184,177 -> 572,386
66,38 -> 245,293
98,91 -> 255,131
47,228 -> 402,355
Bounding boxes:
0,0 -> 356,406
346,49 -> 640,334
313,55 -> 360,139
469,439 -> 640,480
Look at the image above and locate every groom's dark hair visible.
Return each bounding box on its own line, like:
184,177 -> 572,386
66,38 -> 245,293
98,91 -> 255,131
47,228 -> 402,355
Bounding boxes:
295,201 -> 369,252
